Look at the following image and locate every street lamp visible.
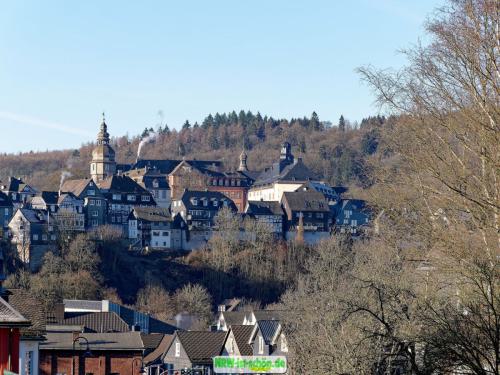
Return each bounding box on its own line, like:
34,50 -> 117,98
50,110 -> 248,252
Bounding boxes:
132,357 -> 146,375
72,335 -> 92,375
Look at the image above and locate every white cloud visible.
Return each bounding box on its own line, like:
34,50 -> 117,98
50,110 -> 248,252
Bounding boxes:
0,111 -> 93,137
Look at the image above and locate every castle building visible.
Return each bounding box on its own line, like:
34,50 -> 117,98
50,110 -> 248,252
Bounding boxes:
90,115 -> 116,182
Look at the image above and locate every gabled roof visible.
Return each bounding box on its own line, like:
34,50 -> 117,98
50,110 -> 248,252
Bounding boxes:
219,311 -> 247,328
252,320 -> 281,345
1,177 -> 33,193
179,190 -> 237,212
141,333 -> 166,352
39,191 -> 59,205
7,289 -> 46,339
0,296 -> 31,327
57,192 -> 81,205
61,179 -> 99,198
41,332 -> 144,351
17,208 -> 51,224
60,312 -> 130,333
132,159 -> 222,175
282,190 -> 329,212
229,325 -> 254,356
144,334 -> 174,364
246,201 -> 284,216
254,159 -> 317,186
98,175 -> 150,194
0,191 -> 12,207
252,310 -> 288,322
175,331 -> 227,363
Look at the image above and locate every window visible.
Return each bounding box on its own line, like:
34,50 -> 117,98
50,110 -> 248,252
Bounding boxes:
25,352 -> 33,375
113,194 -> 121,200
33,234 -> 38,241
4,208 -> 9,216
12,193 -> 17,200
175,342 -> 181,357
92,211 -> 99,217
51,235 -> 56,241
258,336 -> 264,354
316,213 -> 324,219
141,195 -> 150,202
127,195 -> 136,202
212,200 -> 218,207
42,234 -> 47,241
162,232 -> 169,236
88,189 -> 95,196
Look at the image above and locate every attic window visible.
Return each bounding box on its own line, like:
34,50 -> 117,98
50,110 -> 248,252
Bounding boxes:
175,342 -> 180,357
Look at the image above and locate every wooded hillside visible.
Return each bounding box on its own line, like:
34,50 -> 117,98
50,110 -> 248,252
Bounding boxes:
0,112 -> 388,191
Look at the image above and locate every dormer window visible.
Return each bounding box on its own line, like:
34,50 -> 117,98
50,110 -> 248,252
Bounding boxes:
153,179 -> 159,188
212,200 -> 218,207
191,198 -> 198,206
203,199 -> 208,207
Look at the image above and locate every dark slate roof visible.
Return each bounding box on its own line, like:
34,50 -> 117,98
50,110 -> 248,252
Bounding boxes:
131,207 -> 172,222
98,175 -> 150,194
41,332 -> 144,351
246,201 -> 284,216
148,316 -> 178,335
18,208 -> 51,224
179,190 -> 237,212
0,191 -> 12,207
254,159 -> 317,186
230,325 -> 254,356
252,310 -> 288,322
144,334 -> 173,364
282,190 -> 330,212
177,331 -> 227,363
141,333 -> 166,352
7,289 -> 46,339
60,312 -> 130,333
39,191 -> 59,205
0,297 -> 30,327
219,311 -> 247,328
257,320 -> 281,345
2,177 -> 28,192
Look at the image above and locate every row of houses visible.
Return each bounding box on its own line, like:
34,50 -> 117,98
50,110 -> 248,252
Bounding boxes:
0,268 -> 290,375
0,119 -> 370,266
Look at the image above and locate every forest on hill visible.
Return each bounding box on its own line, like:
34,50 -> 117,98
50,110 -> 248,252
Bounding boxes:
0,111 -> 388,192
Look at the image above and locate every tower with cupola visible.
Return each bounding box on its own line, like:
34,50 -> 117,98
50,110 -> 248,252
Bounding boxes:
90,114 -> 116,182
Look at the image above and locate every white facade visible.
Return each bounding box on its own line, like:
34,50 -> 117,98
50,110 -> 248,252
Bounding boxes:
19,340 -> 39,375
248,182 -> 304,202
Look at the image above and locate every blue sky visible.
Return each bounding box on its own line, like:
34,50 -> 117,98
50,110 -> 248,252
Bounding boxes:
0,0 -> 442,153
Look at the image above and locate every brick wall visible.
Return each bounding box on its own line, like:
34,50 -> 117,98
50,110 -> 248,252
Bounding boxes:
40,350 -> 143,375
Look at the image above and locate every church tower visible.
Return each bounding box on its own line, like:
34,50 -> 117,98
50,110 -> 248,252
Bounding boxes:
90,114 -> 116,182
238,149 -> 249,172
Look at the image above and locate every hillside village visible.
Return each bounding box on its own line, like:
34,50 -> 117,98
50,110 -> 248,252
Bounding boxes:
1,118 -> 369,270
1,1 -> 498,375
0,118 -> 370,375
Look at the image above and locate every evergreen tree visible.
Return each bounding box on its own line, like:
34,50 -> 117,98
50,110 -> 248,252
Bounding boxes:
310,111 -> 322,131
208,127 -> 219,150
202,114 -> 214,129
193,122 -> 200,129
182,120 -> 191,130
338,115 -> 346,132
